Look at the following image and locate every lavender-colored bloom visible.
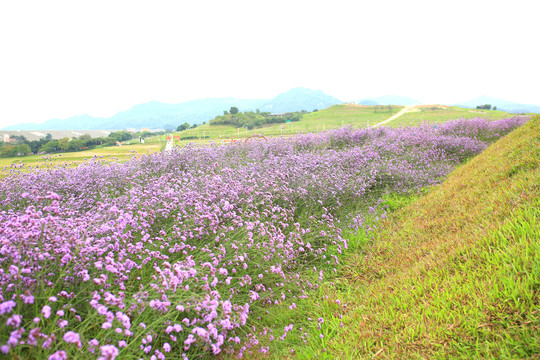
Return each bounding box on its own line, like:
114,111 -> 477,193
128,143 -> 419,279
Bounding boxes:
42,305 -> 52,319
63,331 -> 81,348
48,351 -> 67,360
6,314 -> 22,327
0,301 -> 16,315
89,339 -> 99,347
0,116 -> 527,359
99,344 -> 119,360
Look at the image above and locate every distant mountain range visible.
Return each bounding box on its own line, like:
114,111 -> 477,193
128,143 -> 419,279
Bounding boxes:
2,88 -> 342,131
357,94 -> 539,114
3,90 -> 538,131
454,96 -> 540,114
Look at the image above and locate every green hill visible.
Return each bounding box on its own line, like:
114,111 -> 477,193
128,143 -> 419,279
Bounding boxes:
172,104 -> 516,143
174,104 -> 402,141
296,116 -> 539,358
388,105 -> 516,127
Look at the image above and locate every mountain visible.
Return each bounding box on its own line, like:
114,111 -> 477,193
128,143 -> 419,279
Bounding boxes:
258,88 -> 342,113
455,96 -> 540,114
3,114 -> 105,131
357,95 -> 422,106
2,88 -> 343,131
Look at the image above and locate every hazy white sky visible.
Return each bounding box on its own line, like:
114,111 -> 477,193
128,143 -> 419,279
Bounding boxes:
0,0 -> 537,128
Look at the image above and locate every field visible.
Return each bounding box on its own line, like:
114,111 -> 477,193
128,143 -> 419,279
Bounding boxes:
170,104 -> 403,141
163,104 -> 516,144
0,144 -> 160,177
0,104 -> 517,174
0,115 -> 536,359
387,105 -> 516,127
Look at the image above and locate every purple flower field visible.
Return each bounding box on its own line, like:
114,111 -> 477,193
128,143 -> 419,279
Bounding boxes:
0,117 -> 528,359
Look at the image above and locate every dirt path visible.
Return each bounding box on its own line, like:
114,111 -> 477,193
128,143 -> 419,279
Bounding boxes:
372,105 -> 416,127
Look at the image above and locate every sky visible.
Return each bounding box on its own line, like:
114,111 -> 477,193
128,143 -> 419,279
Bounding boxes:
0,0 -> 538,128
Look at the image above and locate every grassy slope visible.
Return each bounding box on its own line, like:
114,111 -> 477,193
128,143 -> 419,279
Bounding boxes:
173,105 -> 403,140
389,106 -> 514,127
0,144 -> 160,176
301,118 -> 539,359
170,105 -> 515,143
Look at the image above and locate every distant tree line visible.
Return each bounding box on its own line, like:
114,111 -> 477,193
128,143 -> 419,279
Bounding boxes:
374,105 -> 395,113
0,130 -> 140,158
209,107 -> 305,130
176,122 -> 200,132
476,104 -> 497,110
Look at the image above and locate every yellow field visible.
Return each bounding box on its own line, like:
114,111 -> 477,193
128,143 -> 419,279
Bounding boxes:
0,144 -> 160,176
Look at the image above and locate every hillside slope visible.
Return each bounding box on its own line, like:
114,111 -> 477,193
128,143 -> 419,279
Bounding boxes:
318,117 -> 539,358
176,104 -> 515,142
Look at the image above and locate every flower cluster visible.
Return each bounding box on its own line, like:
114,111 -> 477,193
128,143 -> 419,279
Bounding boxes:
0,117 -> 527,358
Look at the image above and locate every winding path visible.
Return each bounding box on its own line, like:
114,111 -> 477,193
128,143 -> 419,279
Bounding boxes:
372,105 -> 416,127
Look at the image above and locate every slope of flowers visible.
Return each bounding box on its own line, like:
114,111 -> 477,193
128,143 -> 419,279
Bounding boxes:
0,117 -> 528,359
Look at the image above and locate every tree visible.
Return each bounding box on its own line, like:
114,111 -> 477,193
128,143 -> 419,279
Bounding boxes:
176,122 -> 191,132
78,134 -> 92,142
40,141 -> 59,153
68,140 -> 83,151
9,135 -> 27,144
230,107 -> 239,114
0,144 -> 16,157
58,137 -> 70,152
14,144 -> 31,155
109,131 -> 132,142
476,104 -> 492,110
45,133 -> 53,141
493,106 -> 497,110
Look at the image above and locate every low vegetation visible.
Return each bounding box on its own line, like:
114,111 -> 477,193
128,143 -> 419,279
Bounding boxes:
209,108 -> 305,130
173,104 -> 515,142
291,115 -> 539,359
0,144 -> 161,178
0,116 -> 531,359
388,105 -> 514,128
0,131 -> 137,158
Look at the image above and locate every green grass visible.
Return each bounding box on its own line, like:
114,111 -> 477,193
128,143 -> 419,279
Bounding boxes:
0,143 -> 160,176
296,104 -> 402,130
277,116 -> 539,359
388,105 -> 515,127
163,105 -> 403,142
156,105 -> 518,145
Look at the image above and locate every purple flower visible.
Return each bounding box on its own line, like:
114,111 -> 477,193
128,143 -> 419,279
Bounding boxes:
42,305 -> 52,319
48,351 -> 67,360
1,345 -> 9,354
6,314 -> 22,327
63,331 -> 81,348
99,344 -> 119,360
0,301 -> 16,315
